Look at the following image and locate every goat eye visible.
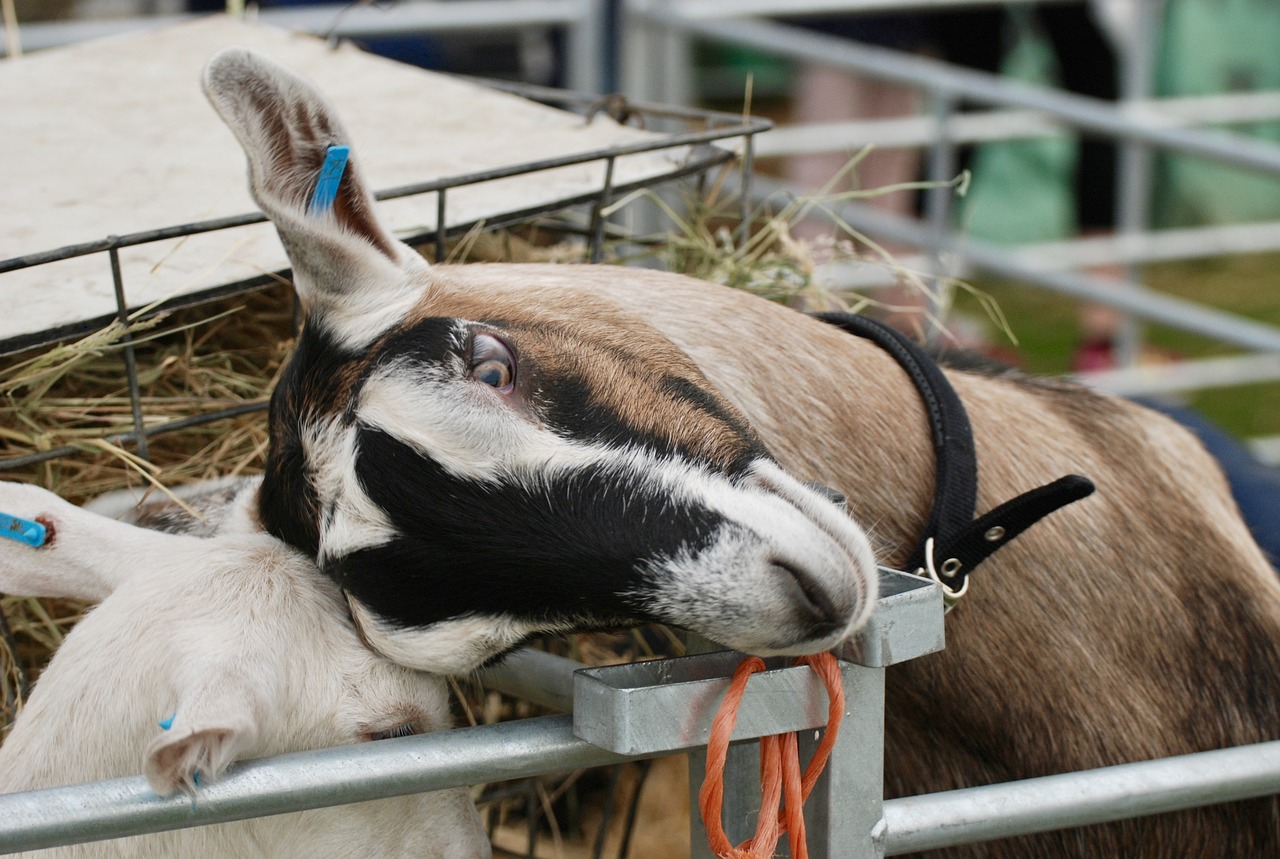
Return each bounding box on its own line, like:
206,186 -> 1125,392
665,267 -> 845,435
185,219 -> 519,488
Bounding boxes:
470,333 -> 515,392
366,722 -> 417,742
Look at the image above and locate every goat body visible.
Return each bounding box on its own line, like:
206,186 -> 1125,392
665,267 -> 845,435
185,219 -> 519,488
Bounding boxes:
51,45 -> 1273,856
0,480 -> 488,858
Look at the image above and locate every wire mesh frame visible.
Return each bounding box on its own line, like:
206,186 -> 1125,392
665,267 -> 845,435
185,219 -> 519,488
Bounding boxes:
0,80 -> 772,473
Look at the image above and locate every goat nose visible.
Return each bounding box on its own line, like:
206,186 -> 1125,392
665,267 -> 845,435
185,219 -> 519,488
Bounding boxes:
773,560 -> 846,639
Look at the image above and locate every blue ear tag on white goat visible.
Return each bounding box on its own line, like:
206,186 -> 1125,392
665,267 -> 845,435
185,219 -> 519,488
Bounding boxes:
158,713 -> 175,731
0,512 -> 46,548
308,145 -> 350,217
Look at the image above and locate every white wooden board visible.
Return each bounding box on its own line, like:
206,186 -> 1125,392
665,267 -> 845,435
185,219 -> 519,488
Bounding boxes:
0,16 -> 689,346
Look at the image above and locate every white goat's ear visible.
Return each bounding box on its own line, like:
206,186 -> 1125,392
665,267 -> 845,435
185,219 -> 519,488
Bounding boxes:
202,48 -> 424,343
144,677 -> 261,796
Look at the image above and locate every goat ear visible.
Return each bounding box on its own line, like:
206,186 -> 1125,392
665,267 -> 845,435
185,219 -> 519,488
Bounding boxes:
202,48 -> 425,345
144,676 -> 262,796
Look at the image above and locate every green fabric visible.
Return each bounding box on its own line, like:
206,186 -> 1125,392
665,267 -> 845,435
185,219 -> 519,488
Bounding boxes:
1155,0 -> 1280,225
958,10 -> 1078,243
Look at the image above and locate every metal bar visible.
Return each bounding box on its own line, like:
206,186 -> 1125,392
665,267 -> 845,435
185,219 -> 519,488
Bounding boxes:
1005,220 -> 1280,270
0,402 -> 267,472
478,648 -> 579,712
634,13 -> 1280,178
1075,353 -> 1280,397
736,130 -> 756,244
564,0 -> 606,95
589,156 -> 616,263
107,244 -> 149,462
659,0 -> 1083,17
436,189 -> 448,262
0,212 -> 267,275
0,107 -> 766,277
754,92 -> 1280,157
1110,0 -> 1166,369
0,1 -> 595,56
744,176 -> 1280,354
881,741 -> 1280,855
259,0 -> 585,39
0,714 -> 639,855
806,664 -> 885,859
8,714 -> 1280,855
922,88 -> 957,338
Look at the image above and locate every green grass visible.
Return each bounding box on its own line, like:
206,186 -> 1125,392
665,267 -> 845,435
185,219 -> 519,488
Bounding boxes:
951,252 -> 1280,440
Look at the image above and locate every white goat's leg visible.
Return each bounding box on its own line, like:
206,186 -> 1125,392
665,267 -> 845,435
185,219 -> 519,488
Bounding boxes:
0,481 -> 206,602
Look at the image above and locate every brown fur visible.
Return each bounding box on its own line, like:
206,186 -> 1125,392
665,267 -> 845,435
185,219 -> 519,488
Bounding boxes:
202,49 -> 1278,853
434,263 -> 1280,856
406,275 -> 767,473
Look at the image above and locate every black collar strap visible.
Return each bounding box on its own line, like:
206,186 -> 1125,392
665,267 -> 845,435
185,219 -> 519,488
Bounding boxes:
812,312 -> 1095,607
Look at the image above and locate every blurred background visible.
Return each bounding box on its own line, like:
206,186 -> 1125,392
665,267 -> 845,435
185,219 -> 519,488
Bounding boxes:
4,2 -> 1280,856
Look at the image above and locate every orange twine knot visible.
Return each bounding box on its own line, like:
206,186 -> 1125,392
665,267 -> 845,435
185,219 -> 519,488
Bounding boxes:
697,652 -> 845,859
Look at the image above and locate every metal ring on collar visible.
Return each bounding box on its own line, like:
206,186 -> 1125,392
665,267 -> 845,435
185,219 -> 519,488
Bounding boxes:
920,537 -> 971,606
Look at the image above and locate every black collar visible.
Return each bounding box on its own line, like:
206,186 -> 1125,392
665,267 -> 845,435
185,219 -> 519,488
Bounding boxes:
813,312 -> 1095,606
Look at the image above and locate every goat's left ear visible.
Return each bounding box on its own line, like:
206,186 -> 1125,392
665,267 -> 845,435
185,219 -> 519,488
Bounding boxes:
143,673 -> 262,796
202,48 -> 426,345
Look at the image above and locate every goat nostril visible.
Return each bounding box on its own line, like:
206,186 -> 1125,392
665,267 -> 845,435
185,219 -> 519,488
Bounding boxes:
773,561 -> 844,637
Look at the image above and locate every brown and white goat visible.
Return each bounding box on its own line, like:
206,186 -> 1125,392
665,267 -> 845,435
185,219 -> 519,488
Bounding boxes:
0,480 -> 488,858
203,48 -> 1280,855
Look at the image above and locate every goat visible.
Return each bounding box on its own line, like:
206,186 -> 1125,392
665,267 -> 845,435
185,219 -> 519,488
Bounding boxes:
200,48 -> 1280,855
0,479 -> 489,858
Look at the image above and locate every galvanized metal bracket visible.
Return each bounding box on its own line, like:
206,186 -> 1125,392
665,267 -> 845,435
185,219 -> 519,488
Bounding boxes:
569,568 -> 945,859
571,568 -> 943,756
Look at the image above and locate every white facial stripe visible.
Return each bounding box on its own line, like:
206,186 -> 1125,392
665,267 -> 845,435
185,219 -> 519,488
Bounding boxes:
357,356 -> 724,492
357,355 -> 588,484
303,421 -> 399,565
347,597 -> 564,674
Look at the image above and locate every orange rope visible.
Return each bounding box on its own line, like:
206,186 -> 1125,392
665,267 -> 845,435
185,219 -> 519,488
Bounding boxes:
697,652 -> 846,859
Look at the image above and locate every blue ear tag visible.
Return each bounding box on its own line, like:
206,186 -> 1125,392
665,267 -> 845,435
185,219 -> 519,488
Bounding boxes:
0,512 -> 46,548
158,713 -> 175,731
307,145 -> 350,217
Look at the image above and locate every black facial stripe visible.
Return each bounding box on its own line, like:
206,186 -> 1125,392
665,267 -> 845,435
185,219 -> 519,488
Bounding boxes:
536,370 -> 674,455
260,322 -> 363,556
658,374 -> 767,469
328,425 -> 725,630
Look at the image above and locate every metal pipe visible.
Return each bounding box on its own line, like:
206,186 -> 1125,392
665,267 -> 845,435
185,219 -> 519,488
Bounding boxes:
633,12 -> 1280,178
1076,352 -> 1280,397
0,714 -> 637,855
564,0 -> 606,95
922,88 -> 957,337
1004,220 -> 1280,270
881,741 -> 1280,855
744,176 -> 1280,353
107,243 -> 149,461
1109,0 -> 1166,369
477,648 -> 580,712
666,0 -> 1082,17
0,1 -> 589,56
756,89 -> 1280,157
8,714 -> 1280,855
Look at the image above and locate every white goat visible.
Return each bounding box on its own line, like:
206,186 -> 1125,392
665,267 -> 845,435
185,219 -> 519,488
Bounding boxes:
0,479 -> 489,858
200,47 -> 1280,856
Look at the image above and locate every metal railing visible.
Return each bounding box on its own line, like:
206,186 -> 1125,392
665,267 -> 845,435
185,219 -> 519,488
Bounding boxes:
1,0 -> 608,93
620,0 -> 1280,433
0,81 -> 768,472
7,613 -> 1280,856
